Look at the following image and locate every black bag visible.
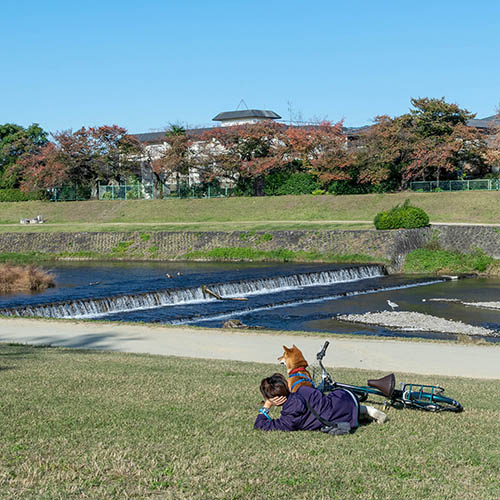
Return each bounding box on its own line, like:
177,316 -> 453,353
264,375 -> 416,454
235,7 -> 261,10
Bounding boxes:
304,399 -> 351,436
320,422 -> 351,436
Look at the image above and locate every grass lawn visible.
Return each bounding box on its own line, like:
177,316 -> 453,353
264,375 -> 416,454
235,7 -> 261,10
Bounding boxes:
0,221 -> 373,234
1,191 -> 500,232
1,344 -> 498,499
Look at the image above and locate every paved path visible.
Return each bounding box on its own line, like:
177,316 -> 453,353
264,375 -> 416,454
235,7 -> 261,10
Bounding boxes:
2,221 -> 500,229
1,318 -> 499,379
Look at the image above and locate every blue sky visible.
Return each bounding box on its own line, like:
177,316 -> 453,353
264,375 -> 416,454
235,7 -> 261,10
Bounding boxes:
2,1 -> 499,134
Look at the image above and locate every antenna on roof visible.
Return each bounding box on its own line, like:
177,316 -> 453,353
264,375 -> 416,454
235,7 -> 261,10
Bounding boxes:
236,99 -> 249,110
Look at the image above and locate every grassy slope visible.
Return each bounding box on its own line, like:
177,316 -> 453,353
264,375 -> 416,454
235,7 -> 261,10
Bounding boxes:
1,344 -> 499,499
0,191 -> 500,232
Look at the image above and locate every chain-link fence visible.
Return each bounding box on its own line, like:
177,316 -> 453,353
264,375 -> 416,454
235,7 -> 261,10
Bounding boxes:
98,184 -> 154,200
98,183 -> 235,200
47,183 -> 235,201
410,179 -> 500,192
159,183 -> 235,199
49,185 -> 92,201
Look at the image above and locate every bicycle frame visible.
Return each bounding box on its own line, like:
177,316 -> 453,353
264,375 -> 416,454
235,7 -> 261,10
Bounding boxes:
315,341 -> 463,412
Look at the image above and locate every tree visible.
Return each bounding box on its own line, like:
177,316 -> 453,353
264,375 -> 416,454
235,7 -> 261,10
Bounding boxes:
355,115 -> 412,189
16,142 -> 68,192
405,123 -> 487,185
409,97 -> 475,137
201,120 -> 287,195
52,125 -> 142,196
0,123 -> 48,187
295,121 -> 354,184
152,124 -> 193,195
11,125 -> 142,197
355,98 -> 487,189
404,98 -> 486,185
484,108 -> 500,171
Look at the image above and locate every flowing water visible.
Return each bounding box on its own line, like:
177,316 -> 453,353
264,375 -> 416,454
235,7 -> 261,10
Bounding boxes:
1,261 -> 499,342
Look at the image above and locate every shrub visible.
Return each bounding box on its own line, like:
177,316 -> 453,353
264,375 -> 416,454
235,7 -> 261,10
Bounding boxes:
327,181 -> 371,195
264,172 -> 320,195
0,264 -> 55,293
374,200 -> 429,230
0,189 -> 47,202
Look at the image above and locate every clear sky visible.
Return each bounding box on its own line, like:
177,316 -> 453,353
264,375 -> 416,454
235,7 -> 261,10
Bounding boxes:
2,1 -> 499,134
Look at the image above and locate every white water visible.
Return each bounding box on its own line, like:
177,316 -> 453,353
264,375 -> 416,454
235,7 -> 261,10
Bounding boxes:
0,265 -> 385,319
170,279 -> 446,325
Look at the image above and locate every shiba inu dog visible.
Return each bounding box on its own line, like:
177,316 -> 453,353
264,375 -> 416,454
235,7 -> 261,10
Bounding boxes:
278,344 -> 389,424
278,345 -> 315,392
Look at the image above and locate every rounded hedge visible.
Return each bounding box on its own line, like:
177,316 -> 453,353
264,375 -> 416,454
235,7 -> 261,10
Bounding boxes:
374,201 -> 429,230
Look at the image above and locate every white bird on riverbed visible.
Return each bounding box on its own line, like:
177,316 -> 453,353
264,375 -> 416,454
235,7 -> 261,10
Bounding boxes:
387,299 -> 399,311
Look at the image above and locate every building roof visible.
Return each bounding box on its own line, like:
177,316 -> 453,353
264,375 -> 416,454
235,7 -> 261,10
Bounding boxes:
212,109 -> 281,121
467,115 -> 500,129
133,123 -> 368,145
133,128 -> 213,144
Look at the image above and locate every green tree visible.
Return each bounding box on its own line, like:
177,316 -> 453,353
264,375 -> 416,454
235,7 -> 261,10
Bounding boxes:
0,123 -> 48,187
409,97 -> 475,138
356,98 -> 487,189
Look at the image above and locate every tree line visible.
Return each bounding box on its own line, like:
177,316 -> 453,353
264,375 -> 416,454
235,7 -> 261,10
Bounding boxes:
1,97 -> 499,199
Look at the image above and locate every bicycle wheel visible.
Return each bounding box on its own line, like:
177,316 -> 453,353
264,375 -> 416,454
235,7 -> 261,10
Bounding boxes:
343,386 -> 369,402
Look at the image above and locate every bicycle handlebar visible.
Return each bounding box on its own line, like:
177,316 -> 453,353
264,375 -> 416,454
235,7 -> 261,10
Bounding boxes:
317,341 -> 329,360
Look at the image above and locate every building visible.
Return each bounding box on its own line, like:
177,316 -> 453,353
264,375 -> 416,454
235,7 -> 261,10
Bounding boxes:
212,109 -> 281,127
131,108 -> 500,192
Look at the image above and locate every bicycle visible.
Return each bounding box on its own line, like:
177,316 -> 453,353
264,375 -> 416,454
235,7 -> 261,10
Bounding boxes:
313,341 -> 463,413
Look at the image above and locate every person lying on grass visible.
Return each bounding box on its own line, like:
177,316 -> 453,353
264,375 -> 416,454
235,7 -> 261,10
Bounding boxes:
254,373 -> 387,433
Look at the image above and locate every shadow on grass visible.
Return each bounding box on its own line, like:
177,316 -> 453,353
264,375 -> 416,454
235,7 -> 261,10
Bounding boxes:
0,343 -> 42,356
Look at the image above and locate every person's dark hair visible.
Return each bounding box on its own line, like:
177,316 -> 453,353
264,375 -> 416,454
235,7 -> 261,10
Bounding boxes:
260,373 -> 290,400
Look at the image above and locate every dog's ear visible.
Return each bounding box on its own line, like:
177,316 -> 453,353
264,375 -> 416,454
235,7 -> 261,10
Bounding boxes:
283,345 -> 290,352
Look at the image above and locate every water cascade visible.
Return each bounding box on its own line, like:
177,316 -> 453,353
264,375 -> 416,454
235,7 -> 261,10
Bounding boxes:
0,264 -> 385,319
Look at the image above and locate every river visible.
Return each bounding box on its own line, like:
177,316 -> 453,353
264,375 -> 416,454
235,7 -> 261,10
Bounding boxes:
1,261 -> 499,342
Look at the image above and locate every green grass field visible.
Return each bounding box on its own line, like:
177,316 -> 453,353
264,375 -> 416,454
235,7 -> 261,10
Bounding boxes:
1,191 -> 500,232
1,344 -> 499,499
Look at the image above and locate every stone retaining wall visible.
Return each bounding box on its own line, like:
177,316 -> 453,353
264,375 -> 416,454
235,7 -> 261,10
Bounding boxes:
430,225 -> 500,259
0,225 -> 498,263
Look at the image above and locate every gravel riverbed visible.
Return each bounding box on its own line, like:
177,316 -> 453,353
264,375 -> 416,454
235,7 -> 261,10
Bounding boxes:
337,311 -> 500,337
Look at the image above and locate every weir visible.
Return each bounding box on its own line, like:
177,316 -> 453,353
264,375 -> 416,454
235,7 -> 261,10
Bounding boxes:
0,264 -> 385,319
173,279 -> 447,325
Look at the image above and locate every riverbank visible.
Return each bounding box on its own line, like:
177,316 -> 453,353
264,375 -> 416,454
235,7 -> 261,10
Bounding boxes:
2,342 -> 498,499
2,192 -> 500,226
2,226 -> 500,276
1,318 -> 498,378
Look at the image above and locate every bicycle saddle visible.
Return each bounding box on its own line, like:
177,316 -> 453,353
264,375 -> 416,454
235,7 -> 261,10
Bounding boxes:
367,373 -> 396,398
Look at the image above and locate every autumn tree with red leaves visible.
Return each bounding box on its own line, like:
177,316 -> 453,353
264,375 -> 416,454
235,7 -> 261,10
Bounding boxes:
404,98 -> 487,185
291,121 -> 353,184
16,142 -> 68,192
201,120 -> 287,195
484,108 -> 500,170
10,125 -> 142,197
355,114 -> 416,190
356,98 -> 488,189
1,123 -> 49,188
151,125 -> 194,195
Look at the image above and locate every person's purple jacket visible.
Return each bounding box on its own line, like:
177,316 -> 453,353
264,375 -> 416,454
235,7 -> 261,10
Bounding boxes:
254,385 -> 359,431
